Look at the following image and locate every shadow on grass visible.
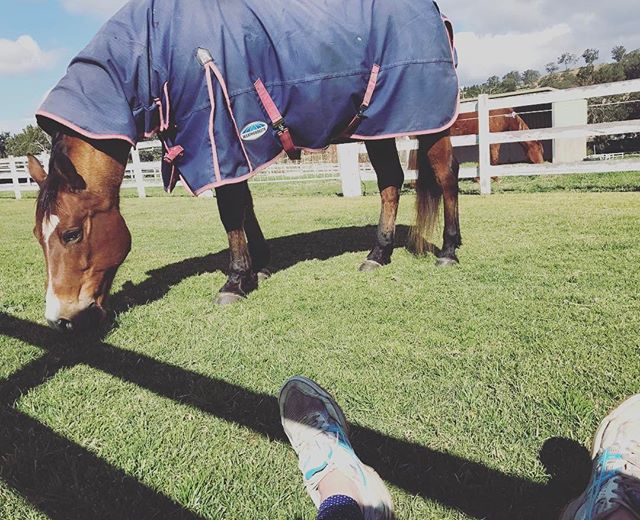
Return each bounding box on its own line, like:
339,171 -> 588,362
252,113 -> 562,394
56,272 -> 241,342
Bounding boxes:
0,312 -> 592,520
110,225 -> 416,314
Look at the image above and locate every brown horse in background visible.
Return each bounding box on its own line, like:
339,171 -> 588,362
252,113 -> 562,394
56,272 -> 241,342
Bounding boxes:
451,108 -> 544,165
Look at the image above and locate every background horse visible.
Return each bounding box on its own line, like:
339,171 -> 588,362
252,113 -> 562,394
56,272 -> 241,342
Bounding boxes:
451,108 -> 545,165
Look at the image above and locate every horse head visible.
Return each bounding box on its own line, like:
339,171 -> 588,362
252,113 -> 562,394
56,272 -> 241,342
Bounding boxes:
28,132 -> 132,333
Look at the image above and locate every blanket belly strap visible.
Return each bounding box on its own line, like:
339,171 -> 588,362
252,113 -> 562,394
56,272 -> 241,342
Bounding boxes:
254,78 -> 301,161
341,64 -> 381,138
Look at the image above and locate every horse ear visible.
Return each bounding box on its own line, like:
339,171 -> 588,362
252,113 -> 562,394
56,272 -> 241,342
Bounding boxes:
53,152 -> 87,191
27,155 -> 47,187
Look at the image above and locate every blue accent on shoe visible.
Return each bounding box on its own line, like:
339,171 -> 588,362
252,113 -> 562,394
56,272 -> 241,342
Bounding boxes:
305,447 -> 332,480
584,449 -> 624,518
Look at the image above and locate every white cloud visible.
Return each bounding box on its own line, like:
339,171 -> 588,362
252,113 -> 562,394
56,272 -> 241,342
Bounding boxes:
439,0 -> 640,85
456,24 -> 572,84
0,35 -> 58,76
61,0 -> 127,17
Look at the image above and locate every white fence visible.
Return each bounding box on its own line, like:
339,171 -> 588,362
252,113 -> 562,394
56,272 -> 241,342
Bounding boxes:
2,79 -> 640,199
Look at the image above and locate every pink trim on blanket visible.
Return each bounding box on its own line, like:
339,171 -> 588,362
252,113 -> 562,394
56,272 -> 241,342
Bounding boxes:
36,110 -> 136,146
192,151 -> 286,195
351,91 -> 460,140
204,64 -> 222,183
362,64 -> 380,107
163,82 -> 171,131
206,62 -> 253,171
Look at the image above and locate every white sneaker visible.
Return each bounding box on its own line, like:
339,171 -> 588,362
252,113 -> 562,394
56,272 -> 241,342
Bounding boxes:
279,376 -> 394,520
561,394 -> 640,520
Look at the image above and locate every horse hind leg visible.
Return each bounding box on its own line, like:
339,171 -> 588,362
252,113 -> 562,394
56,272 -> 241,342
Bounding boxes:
414,133 -> 461,266
243,187 -> 272,281
214,181 -> 259,305
360,139 -> 404,271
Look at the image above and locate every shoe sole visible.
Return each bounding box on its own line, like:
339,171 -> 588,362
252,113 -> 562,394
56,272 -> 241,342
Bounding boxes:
279,376 -> 394,520
279,375 -> 349,435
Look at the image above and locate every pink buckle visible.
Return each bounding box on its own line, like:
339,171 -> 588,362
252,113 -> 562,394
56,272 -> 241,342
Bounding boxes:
163,145 -> 184,164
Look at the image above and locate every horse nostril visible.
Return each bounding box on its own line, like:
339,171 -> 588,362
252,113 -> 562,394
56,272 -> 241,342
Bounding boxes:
57,318 -> 74,332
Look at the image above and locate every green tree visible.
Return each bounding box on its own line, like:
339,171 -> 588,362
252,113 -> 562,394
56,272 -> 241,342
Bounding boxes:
582,48 -> 599,66
545,62 -> 559,74
612,45 -> 627,63
501,70 -> 522,92
0,132 -> 10,159
577,65 -> 595,86
522,69 -> 541,86
6,125 -> 51,156
558,52 -> 578,70
622,50 -> 640,79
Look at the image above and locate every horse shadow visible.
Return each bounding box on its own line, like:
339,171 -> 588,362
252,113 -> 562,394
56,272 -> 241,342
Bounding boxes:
110,224 -> 424,314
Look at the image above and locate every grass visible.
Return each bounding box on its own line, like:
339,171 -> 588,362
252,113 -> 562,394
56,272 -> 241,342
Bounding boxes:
1,177 -> 639,519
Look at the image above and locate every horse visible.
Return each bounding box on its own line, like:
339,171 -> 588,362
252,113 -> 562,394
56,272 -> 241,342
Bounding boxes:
27,0 -> 462,332
450,108 -> 545,165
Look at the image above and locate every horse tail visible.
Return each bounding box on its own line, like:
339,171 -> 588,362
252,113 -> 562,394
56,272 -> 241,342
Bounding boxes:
409,137 -> 443,255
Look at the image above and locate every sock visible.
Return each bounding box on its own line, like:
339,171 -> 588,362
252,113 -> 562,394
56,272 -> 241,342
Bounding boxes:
317,494 -> 364,520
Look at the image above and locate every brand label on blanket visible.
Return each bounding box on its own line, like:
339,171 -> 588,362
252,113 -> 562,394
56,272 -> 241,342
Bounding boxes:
241,121 -> 268,141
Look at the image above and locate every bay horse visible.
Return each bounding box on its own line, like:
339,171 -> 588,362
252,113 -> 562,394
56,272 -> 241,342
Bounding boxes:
451,108 -> 545,165
27,0 -> 462,332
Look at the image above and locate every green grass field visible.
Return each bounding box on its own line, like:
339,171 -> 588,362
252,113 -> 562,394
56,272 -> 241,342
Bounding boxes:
1,174 -> 640,519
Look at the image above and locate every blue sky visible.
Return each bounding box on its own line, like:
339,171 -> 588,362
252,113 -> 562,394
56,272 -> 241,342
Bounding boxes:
1,0 -> 639,133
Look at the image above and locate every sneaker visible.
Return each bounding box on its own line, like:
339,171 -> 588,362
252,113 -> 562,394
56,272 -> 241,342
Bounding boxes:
560,394 -> 640,520
279,376 -> 394,520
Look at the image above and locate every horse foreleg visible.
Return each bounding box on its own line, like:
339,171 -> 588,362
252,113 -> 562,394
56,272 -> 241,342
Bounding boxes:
215,182 -> 258,305
490,143 -> 500,165
360,139 -> 404,271
425,134 -> 461,266
242,186 -> 272,280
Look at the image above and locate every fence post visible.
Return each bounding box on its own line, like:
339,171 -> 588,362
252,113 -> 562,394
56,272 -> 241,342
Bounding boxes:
9,156 -> 22,200
337,143 -> 361,197
130,148 -> 146,198
477,94 -> 492,195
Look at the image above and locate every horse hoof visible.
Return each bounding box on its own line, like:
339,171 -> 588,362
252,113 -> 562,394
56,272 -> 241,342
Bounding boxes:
215,292 -> 245,306
257,268 -> 272,282
359,259 -> 383,272
435,257 -> 459,268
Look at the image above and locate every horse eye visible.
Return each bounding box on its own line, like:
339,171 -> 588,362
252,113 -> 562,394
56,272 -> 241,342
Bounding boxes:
62,228 -> 83,244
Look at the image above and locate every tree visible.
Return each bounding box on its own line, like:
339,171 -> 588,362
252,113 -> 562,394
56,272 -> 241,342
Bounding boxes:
486,75 -> 500,91
558,53 -> 578,70
501,70 -> 522,92
612,45 -> 627,63
5,125 -> 51,156
622,49 -> 640,80
582,48 -> 599,66
0,132 -> 10,159
522,69 -> 541,86
545,62 -> 559,74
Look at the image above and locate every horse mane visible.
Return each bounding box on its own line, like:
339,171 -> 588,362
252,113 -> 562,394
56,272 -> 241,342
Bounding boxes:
36,134 -> 65,218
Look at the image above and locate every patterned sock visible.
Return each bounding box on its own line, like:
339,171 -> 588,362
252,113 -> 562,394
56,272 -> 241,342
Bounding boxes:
317,494 -> 364,520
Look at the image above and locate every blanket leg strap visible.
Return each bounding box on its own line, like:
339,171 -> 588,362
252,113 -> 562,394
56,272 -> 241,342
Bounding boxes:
341,64 -> 381,138
254,78 -> 301,160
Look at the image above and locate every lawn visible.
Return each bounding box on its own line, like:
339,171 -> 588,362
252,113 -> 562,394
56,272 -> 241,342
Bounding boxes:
1,176 -> 639,519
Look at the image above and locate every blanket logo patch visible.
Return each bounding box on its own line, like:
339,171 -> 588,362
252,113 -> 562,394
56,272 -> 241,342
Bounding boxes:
241,121 -> 268,141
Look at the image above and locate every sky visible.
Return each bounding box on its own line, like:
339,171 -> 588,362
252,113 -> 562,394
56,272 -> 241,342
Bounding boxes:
1,0 -> 639,133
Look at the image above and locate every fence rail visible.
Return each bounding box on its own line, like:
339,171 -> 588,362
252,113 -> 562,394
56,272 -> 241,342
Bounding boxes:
2,79 -> 639,199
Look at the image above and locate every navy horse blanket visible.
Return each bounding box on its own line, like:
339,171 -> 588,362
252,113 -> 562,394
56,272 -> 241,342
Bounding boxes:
37,0 -> 459,195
